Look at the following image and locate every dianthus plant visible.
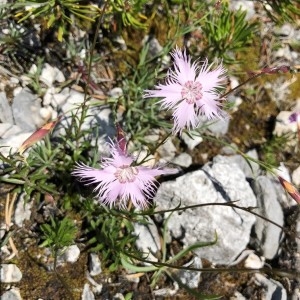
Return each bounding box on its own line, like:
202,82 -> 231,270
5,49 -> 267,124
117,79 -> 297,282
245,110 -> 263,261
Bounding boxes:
144,48 -> 228,134
73,138 -> 172,210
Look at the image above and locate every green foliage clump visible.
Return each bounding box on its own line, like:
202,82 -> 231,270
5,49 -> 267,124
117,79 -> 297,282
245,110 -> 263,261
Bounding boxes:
84,205 -> 138,271
258,0 -> 300,24
109,0 -> 149,29
12,0 -> 101,41
201,4 -> 258,63
40,215 -> 78,252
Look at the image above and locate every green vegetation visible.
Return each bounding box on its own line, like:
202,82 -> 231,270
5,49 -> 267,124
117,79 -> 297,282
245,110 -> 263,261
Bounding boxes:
0,0 -> 299,298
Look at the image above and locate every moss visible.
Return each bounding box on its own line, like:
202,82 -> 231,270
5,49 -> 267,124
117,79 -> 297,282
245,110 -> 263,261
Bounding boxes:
15,246 -> 88,300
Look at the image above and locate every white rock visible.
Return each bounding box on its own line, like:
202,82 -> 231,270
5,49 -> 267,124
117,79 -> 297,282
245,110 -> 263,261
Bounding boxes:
0,132 -> 33,157
252,176 -> 284,259
113,293 -> 125,300
171,153 -> 192,168
229,0 -> 255,20
230,291 -> 246,300
134,219 -> 161,264
43,87 -> 55,106
1,287 -> 22,300
29,64 -> 37,74
271,176 -> 296,209
214,151 -> 260,179
142,36 -> 163,57
181,132 -> 203,150
39,107 -> 53,120
0,264 -> 22,282
154,157 -> 257,265
157,138 -> 177,161
199,116 -> 230,135
0,124 -> 23,139
274,23 -> 294,37
253,274 -> 287,300
89,253 -> 102,276
14,193 -> 32,227
177,256 -> 202,289
10,77 -> 19,85
60,90 -> 85,112
12,89 -> 44,130
292,166 -> 300,186
0,92 -> 14,124
244,253 -> 265,269
13,86 -> 23,96
59,245 -> 80,263
43,87 -> 69,107
108,87 -> 123,99
40,63 -> 65,87
57,91 -> 116,153
86,273 -> 103,295
81,283 -> 95,300
276,162 -> 291,182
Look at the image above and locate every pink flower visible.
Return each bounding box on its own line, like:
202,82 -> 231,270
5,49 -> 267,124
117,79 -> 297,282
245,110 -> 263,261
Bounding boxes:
72,141 -> 170,209
289,112 -> 300,123
144,48 -> 228,133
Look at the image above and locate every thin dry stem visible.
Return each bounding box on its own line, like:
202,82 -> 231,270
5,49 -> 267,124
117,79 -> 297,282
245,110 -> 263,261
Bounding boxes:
4,193 -> 19,258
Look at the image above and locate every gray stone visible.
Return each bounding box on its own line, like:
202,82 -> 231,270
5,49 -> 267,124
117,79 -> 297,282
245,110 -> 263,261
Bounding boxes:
14,193 -> 32,227
199,116 -> 230,135
270,175 -> 295,209
181,132 -> 203,150
40,63 -> 65,87
134,218 -> 161,263
86,273 -> 103,295
142,36 -> 163,58
1,287 -> 22,300
292,288 -> 300,300
153,282 -> 179,297
58,245 -> 80,263
81,283 -> 95,300
0,264 -> 22,282
274,23 -> 294,37
89,253 -> 102,276
230,291 -> 246,300
292,165 -> 300,186
253,274 -> 287,300
171,153 -> 192,168
108,87 -> 123,99
251,176 -> 284,259
43,87 -> 69,107
244,253 -> 265,269
12,89 -> 43,131
154,158 -> 257,265
0,92 -> 13,124
0,124 -> 23,139
177,256 -> 202,289
0,132 -> 33,157
113,36 -> 127,51
213,152 -> 260,179
274,45 -> 293,61
113,293 -> 125,300
229,0 -> 256,20
58,91 -> 116,153
157,138 -> 177,162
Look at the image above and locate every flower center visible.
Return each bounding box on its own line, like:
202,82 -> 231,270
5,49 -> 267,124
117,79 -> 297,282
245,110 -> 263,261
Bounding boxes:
115,165 -> 139,183
181,81 -> 203,104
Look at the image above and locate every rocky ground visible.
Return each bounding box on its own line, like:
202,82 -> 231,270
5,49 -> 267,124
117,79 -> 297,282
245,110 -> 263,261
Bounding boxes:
1,1 -> 300,299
